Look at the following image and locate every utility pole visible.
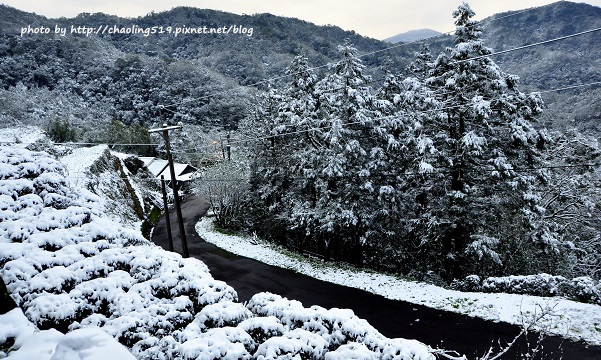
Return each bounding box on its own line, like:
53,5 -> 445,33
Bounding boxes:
149,124 -> 189,258
160,175 -> 174,252
220,137 -> 225,159
226,131 -> 231,161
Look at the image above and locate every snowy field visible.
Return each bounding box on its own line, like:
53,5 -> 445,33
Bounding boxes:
196,218 -> 601,346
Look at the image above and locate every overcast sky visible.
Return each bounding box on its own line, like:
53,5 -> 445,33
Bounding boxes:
2,0 -> 601,39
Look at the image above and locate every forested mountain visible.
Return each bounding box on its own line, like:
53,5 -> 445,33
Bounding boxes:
486,1 -> 601,132
0,1 -> 599,133
0,3 -> 407,135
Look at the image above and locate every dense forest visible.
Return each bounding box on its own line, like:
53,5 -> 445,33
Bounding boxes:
202,4 -> 601,286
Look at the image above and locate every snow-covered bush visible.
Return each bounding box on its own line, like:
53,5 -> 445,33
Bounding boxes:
238,316 -> 285,345
454,273 -> 601,305
0,146 -> 437,359
0,307 -> 135,360
246,292 -> 434,359
452,274 -> 481,292
559,277 -> 601,304
482,274 -> 564,296
324,342 -> 377,360
0,147 -> 235,350
254,328 -> 329,359
194,301 -> 253,330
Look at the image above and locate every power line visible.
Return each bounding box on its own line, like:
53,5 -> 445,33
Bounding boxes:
538,81 -> 601,94
193,162 -> 601,184
354,5 -> 540,60
173,103 -> 467,153
451,27 -> 601,65
51,160 -> 601,183
157,25 -> 601,126
52,142 -> 160,146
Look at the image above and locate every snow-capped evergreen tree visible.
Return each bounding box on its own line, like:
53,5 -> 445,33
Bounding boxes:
275,55 -> 322,245
248,87 -> 286,231
419,2 -> 549,278
246,4 -> 599,281
301,41 -> 387,264
407,44 -> 433,81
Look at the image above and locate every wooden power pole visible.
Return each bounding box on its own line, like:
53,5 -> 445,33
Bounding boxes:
149,124 -> 189,258
160,175 -> 174,252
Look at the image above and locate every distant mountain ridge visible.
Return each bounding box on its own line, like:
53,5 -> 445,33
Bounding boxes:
383,29 -> 442,43
0,1 -> 599,132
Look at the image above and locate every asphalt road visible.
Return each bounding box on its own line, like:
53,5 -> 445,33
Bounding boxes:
152,196 -> 601,359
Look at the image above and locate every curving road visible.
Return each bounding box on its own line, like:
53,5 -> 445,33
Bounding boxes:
152,196 -> 601,359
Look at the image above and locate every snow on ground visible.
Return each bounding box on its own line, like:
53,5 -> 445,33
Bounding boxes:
0,308 -> 135,360
0,126 -> 45,146
0,125 -> 108,189
58,145 -> 108,187
112,151 -> 160,220
60,147 -> 158,229
196,217 -> 601,346
56,145 -> 143,227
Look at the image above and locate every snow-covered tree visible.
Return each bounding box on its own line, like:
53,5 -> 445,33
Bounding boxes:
536,130 -> 601,278
418,2 -> 548,278
406,44 -> 433,81
296,41 -> 387,264
246,4 -> 593,281
247,86 -> 290,239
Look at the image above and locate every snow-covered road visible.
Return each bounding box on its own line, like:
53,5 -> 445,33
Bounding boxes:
195,216 -> 601,349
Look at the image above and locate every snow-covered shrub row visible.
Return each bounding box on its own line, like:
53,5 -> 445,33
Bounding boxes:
0,308 -> 135,360
140,292 -> 433,359
0,147 -> 236,352
243,293 -> 432,360
0,147 -> 435,359
454,274 -> 601,305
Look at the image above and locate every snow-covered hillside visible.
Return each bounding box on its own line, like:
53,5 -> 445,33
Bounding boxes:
0,127 -> 161,229
0,146 -> 437,358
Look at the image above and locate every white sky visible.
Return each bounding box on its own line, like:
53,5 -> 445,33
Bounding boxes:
2,0 -> 601,39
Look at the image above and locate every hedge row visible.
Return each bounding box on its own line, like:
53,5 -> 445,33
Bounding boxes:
454,273 -> 601,305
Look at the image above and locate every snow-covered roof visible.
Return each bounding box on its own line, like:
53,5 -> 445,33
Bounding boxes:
138,157 -> 156,167
156,163 -> 195,182
145,159 -> 169,177
141,157 -> 197,182
176,172 -> 195,182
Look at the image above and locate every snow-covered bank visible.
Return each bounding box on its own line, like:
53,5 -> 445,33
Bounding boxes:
0,127 -> 161,230
196,217 -> 601,346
